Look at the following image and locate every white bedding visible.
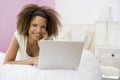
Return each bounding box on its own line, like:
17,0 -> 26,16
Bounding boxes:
0,50 -> 102,80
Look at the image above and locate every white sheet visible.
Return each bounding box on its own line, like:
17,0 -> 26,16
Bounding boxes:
0,50 -> 102,80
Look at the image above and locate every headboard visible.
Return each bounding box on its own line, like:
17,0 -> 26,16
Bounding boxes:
59,24 -> 95,54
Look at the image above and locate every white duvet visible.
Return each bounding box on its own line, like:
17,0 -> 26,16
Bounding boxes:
0,50 -> 102,80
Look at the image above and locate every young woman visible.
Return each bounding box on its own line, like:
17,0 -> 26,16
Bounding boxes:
3,4 -> 61,65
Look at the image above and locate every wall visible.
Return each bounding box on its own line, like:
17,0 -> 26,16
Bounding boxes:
55,0 -> 120,24
0,0 -> 55,52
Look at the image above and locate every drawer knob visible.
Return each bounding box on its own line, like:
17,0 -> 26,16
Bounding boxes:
111,54 -> 114,57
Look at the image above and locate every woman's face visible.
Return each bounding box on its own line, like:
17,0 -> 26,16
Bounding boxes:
28,16 -> 47,41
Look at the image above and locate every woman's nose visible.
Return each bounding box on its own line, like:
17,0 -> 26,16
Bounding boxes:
36,28 -> 41,33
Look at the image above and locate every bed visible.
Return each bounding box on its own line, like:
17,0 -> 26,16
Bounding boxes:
0,50 -> 101,80
0,24 -> 102,80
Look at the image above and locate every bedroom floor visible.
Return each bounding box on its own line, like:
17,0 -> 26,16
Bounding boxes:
102,77 -> 120,80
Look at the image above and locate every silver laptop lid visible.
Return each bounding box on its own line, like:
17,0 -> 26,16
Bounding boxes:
38,40 -> 84,70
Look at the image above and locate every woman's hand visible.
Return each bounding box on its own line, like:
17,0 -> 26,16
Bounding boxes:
31,56 -> 39,65
42,31 -> 48,40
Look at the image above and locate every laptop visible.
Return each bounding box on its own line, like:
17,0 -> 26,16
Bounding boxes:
37,40 -> 84,70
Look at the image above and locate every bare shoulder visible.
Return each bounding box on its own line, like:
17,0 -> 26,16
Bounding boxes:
7,35 -> 19,54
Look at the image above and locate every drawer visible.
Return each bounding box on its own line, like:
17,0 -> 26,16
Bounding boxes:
100,53 -> 120,59
100,59 -> 120,68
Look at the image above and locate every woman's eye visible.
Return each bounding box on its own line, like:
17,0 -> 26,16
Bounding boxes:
32,24 -> 37,27
41,26 -> 46,29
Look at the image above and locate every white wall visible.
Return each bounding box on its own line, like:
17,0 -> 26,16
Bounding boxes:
55,0 -> 120,24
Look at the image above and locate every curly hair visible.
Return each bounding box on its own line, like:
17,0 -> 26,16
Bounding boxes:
17,4 -> 61,38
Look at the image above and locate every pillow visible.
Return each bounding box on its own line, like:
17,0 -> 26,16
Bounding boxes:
58,30 -> 92,50
70,31 -> 92,50
58,31 -> 71,41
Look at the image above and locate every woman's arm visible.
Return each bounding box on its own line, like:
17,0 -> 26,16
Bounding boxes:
3,36 -> 38,65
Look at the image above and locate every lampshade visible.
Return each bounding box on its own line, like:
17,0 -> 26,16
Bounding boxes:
98,7 -> 113,22
95,7 -> 120,46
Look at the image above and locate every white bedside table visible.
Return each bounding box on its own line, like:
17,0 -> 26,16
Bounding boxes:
95,45 -> 120,79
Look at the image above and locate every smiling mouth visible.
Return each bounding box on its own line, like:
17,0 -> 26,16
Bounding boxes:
33,33 -> 44,39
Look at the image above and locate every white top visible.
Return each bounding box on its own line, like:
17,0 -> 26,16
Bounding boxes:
15,31 -> 31,60
14,31 -> 53,60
